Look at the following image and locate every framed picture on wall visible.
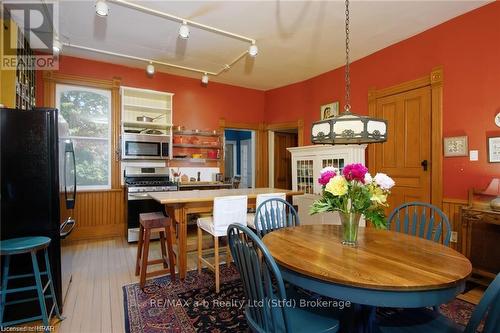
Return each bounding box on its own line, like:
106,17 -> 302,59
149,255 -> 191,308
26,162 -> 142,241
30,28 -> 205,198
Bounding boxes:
487,136 -> 500,163
320,102 -> 339,120
443,136 -> 468,157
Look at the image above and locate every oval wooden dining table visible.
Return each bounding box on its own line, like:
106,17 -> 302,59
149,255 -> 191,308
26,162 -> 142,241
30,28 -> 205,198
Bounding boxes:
262,224 -> 472,333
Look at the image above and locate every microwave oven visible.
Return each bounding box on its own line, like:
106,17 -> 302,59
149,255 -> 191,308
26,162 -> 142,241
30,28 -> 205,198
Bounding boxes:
121,133 -> 169,160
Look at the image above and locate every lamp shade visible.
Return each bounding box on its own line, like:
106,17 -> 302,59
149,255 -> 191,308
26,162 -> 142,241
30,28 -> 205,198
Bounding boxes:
311,113 -> 387,144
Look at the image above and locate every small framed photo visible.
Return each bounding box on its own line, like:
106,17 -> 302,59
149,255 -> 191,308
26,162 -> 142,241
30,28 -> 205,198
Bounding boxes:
487,136 -> 500,163
443,136 -> 468,157
320,102 -> 339,120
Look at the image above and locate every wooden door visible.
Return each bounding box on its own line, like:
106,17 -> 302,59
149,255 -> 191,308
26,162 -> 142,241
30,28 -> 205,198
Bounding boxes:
274,132 -> 298,189
372,86 -> 432,213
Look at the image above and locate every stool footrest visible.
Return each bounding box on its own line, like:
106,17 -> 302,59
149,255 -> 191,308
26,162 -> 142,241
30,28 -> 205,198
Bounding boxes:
147,258 -> 168,265
1,315 -> 44,327
145,269 -> 172,278
5,294 -> 52,306
1,285 -> 37,294
7,271 -> 48,280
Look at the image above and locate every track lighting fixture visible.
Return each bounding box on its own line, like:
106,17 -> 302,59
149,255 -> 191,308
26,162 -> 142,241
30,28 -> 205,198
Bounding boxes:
52,39 -> 62,55
248,43 -> 259,57
178,21 -> 190,39
146,62 -> 155,75
95,0 -> 109,17
201,73 -> 209,85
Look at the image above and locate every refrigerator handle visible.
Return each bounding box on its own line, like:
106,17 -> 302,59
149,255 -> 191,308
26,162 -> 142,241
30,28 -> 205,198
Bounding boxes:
64,141 -> 77,209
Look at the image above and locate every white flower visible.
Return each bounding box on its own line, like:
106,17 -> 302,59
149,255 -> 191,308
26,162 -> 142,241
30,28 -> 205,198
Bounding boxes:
320,166 -> 338,175
364,173 -> 373,184
374,173 -> 395,190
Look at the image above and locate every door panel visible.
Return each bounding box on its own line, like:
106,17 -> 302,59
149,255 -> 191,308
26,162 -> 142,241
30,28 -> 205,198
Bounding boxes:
274,132 -> 298,190
373,86 -> 431,215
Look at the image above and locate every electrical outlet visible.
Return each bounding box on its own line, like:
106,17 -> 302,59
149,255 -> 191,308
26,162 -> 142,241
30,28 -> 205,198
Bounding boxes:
450,231 -> 458,243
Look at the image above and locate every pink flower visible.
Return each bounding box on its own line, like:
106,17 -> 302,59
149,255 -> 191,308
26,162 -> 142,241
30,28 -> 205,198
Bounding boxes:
342,163 -> 368,183
318,170 -> 336,186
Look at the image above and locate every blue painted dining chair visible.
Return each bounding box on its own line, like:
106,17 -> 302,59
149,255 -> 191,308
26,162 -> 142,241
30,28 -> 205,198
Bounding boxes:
375,273 -> 500,333
227,224 -> 339,333
387,202 -> 452,245
254,198 -> 299,238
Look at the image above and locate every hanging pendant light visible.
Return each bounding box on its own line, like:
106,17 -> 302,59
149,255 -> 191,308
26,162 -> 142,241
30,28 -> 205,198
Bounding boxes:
311,0 -> 387,145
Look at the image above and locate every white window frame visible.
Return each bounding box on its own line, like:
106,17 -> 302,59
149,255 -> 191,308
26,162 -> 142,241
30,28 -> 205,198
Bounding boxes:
56,83 -> 112,191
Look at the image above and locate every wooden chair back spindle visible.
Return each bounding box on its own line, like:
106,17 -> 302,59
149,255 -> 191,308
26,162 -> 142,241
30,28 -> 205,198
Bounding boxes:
387,202 -> 451,245
255,198 -> 299,238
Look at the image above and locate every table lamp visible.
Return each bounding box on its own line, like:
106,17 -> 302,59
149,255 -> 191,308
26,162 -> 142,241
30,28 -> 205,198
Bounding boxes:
482,178 -> 500,211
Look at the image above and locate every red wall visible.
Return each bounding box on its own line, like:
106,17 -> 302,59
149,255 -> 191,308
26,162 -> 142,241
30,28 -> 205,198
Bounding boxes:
37,56 -> 265,130
38,3 -> 500,200
265,2 -> 500,200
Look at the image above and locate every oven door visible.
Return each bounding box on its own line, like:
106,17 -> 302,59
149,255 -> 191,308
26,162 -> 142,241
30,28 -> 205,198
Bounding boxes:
127,193 -> 166,242
122,134 -> 166,160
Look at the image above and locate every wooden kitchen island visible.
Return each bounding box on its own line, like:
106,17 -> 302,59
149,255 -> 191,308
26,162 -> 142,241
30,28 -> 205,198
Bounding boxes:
149,188 -> 302,278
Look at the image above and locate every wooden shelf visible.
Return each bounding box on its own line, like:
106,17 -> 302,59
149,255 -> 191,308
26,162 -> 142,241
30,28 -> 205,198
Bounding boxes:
173,130 -> 219,137
122,121 -> 172,130
123,103 -> 171,113
173,143 -> 221,149
170,157 -> 221,162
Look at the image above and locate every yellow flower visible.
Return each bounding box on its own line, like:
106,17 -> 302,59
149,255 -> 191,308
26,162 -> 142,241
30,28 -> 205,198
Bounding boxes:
370,186 -> 387,205
325,176 -> 348,196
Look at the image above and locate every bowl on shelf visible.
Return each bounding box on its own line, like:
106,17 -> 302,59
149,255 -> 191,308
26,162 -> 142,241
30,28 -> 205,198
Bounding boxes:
190,138 -> 201,145
191,153 -> 203,159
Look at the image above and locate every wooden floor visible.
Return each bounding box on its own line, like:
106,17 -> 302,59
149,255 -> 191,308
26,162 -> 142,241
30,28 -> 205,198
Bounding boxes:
56,234 -> 205,333
23,233 -> 482,333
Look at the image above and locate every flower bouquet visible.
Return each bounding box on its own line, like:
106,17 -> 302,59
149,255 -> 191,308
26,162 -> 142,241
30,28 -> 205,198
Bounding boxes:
310,163 -> 395,245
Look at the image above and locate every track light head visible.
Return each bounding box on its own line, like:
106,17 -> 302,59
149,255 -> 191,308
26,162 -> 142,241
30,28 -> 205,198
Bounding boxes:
52,39 -> 62,55
248,43 -> 258,57
95,0 -> 109,17
178,21 -> 190,39
146,62 -> 155,76
201,73 -> 209,85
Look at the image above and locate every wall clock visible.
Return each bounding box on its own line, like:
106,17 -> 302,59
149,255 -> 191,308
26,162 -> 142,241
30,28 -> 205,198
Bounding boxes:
496,112 -> 500,127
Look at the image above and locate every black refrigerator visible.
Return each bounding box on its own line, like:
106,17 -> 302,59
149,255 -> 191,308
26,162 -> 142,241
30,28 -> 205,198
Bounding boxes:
1,107 -> 76,319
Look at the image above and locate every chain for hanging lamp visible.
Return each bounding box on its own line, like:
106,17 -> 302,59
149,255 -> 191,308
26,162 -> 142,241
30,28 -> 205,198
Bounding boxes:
311,0 -> 387,145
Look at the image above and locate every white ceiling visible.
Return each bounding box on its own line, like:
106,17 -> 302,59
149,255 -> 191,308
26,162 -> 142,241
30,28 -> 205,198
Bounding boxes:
57,0 -> 489,90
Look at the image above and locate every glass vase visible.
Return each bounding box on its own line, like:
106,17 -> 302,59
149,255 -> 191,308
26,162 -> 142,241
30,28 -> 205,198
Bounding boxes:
339,212 -> 361,246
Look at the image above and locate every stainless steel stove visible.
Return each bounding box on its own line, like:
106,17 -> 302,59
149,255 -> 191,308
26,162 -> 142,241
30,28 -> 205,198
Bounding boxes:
125,167 -> 177,242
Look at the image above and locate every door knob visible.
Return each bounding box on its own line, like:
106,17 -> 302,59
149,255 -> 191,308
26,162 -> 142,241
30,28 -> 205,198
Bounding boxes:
421,160 -> 428,171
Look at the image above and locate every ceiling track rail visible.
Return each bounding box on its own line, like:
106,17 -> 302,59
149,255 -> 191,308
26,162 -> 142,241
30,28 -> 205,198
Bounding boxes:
62,0 -> 258,81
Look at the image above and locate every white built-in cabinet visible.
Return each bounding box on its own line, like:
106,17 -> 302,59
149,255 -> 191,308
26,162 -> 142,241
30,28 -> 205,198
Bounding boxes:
120,86 -> 173,153
287,144 -> 367,225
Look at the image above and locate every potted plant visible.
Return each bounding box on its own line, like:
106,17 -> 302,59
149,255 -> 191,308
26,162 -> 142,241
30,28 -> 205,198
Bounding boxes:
310,163 -> 395,246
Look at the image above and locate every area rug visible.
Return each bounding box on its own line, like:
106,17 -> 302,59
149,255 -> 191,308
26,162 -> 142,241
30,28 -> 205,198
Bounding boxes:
123,265 -> 477,333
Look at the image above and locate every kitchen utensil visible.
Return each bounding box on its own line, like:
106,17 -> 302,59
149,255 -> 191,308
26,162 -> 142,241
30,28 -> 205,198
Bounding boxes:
141,129 -> 163,135
124,129 -> 142,133
173,154 -> 188,159
136,114 -> 164,122
215,173 -> 223,182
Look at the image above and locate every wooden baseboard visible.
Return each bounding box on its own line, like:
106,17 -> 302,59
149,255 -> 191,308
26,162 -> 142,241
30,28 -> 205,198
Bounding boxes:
67,223 -> 125,241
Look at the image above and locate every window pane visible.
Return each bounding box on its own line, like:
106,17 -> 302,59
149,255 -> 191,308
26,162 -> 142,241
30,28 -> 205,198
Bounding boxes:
73,138 -> 109,187
58,89 -> 110,138
56,84 -> 112,189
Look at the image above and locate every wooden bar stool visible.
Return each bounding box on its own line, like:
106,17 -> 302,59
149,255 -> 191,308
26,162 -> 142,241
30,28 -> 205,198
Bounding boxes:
135,212 -> 176,289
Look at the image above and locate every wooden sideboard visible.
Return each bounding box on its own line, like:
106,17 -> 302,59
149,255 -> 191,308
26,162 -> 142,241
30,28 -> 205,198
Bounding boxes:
460,204 -> 500,283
